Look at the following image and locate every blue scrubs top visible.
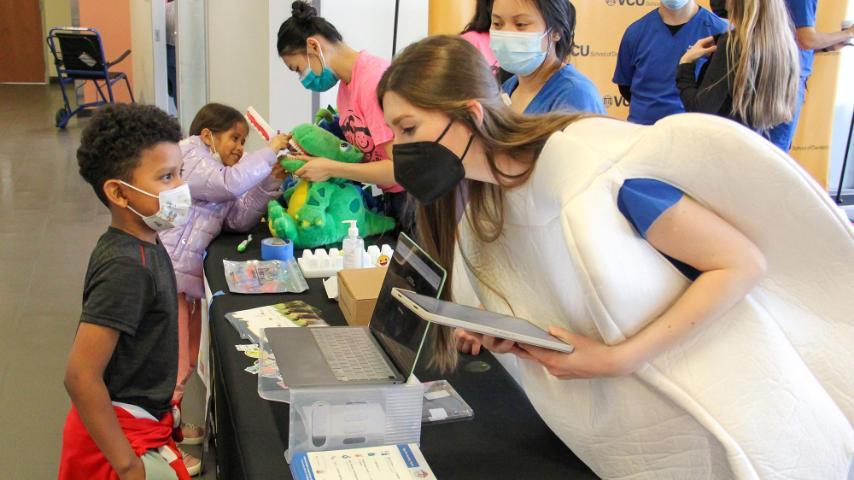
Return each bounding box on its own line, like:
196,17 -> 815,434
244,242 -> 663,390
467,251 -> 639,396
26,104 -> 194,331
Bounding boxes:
618,178 -> 700,280
503,64 -> 606,115
613,8 -> 728,125
784,0 -> 817,79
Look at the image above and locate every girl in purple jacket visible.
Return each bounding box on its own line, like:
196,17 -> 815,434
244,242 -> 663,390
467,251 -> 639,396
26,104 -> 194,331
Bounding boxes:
159,103 -> 288,458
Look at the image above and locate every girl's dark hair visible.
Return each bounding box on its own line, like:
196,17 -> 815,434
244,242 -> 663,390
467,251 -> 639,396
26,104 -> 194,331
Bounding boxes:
463,0 -> 494,33
276,1 -> 343,56
536,0 -> 576,60
188,103 -> 247,136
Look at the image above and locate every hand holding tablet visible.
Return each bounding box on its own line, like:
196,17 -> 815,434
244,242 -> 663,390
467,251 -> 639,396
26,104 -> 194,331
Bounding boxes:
391,288 -> 574,353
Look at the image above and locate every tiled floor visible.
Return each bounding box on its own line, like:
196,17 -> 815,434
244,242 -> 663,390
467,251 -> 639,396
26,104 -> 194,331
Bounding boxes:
0,84 -> 214,478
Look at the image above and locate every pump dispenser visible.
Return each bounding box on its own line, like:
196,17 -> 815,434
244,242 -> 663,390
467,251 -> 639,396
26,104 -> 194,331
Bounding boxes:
341,220 -> 364,269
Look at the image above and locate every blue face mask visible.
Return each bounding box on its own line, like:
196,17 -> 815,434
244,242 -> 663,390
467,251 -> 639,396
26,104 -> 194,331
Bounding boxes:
300,47 -> 339,92
660,0 -> 690,10
489,29 -> 549,77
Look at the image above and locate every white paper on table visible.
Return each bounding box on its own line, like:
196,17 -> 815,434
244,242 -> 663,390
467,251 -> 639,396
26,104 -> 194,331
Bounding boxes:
424,390 -> 450,401
428,408 -> 448,422
295,443 -> 436,480
323,276 -> 339,300
230,305 -> 300,342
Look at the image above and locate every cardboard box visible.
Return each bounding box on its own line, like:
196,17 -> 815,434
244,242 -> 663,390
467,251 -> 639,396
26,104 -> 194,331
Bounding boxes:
337,268 -> 387,326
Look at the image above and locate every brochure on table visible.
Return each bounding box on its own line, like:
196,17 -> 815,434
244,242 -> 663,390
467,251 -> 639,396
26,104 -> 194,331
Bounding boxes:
290,443 -> 436,480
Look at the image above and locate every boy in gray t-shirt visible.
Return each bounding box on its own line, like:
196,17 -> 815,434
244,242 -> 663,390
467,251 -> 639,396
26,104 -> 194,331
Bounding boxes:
58,104 -> 192,479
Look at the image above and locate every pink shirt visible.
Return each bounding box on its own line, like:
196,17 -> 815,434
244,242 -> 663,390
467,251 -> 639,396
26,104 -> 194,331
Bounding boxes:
336,51 -> 403,194
461,31 -> 499,73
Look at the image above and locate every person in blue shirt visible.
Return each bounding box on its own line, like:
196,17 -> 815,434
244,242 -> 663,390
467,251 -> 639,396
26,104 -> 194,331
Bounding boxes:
491,0 -> 605,115
782,0 -> 853,151
613,0 -> 728,125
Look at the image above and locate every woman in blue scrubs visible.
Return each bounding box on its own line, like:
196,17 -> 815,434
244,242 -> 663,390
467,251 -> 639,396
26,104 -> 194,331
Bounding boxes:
613,0 -> 727,125
491,0 -> 604,115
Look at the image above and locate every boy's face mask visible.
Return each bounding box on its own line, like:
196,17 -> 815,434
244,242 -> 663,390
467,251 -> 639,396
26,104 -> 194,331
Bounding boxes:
119,181 -> 192,231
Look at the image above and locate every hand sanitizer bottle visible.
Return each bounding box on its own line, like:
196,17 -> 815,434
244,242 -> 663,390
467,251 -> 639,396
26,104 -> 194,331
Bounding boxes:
342,220 -> 364,269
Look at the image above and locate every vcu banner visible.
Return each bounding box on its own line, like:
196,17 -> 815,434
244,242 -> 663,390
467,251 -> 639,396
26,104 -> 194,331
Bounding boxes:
570,0 -> 849,187
570,0 -> 666,120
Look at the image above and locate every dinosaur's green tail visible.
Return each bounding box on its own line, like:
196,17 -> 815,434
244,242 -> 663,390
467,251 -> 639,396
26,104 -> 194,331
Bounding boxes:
361,211 -> 397,237
268,200 -> 299,243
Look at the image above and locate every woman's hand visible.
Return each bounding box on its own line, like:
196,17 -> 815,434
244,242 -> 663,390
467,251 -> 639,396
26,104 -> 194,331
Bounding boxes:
293,155 -> 338,182
680,36 -> 717,64
478,334 -> 531,356
454,328 -> 482,355
270,162 -> 288,181
516,326 -> 637,379
269,132 -> 291,153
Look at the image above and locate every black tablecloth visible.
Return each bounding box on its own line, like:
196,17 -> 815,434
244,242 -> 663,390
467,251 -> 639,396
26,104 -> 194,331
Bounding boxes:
204,224 -> 597,479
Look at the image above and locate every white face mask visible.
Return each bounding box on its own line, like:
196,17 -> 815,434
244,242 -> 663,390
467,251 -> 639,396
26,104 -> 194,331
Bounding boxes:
120,181 -> 192,231
205,131 -> 222,163
661,0 -> 690,10
489,29 -> 550,76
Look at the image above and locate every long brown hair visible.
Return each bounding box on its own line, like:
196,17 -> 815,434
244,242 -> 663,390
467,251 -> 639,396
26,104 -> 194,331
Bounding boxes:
377,35 -> 584,372
726,0 -> 799,131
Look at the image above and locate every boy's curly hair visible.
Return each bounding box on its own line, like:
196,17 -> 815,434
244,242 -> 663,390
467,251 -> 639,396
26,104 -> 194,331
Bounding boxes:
77,104 -> 182,206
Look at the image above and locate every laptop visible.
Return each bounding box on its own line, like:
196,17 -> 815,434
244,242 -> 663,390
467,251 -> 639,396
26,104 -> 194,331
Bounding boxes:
266,232 -> 447,387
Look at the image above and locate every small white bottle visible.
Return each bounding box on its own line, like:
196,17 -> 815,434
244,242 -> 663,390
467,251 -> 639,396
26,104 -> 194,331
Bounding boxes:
341,220 -> 364,269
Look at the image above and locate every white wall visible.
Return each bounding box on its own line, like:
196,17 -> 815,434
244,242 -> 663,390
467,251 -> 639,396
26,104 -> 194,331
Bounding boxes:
202,0 -> 427,150
268,0 -> 430,136
828,3 -> 854,194
828,50 -> 853,193
43,0 -> 73,78
130,0 -> 168,109
317,0 -> 429,109
269,1 -> 314,136
206,0 -> 272,151
176,0 -> 209,134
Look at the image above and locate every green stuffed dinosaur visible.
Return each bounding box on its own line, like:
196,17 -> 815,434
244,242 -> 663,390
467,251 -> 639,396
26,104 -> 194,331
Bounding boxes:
266,123 -> 396,248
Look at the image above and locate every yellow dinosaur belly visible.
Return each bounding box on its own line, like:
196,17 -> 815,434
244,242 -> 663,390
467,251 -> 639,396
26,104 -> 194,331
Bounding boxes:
287,182 -> 309,218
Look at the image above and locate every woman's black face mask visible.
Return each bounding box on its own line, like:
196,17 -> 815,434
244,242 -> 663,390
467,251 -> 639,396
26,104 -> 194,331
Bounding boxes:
392,119 -> 474,205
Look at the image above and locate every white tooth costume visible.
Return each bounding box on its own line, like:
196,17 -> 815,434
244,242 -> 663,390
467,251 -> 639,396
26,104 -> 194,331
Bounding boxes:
455,113 -> 854,479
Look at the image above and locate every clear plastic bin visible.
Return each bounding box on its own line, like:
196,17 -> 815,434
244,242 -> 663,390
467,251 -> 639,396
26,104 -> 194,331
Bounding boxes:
284,377 -> 424,463
422,379 -> 474,424
257,339 -> 290,403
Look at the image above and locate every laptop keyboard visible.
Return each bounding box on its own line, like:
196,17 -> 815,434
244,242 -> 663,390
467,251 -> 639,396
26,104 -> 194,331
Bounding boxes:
310,328 -> 398,382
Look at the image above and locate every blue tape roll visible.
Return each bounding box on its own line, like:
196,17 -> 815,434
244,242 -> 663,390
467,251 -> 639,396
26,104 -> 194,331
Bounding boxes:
261,237 -> 294,261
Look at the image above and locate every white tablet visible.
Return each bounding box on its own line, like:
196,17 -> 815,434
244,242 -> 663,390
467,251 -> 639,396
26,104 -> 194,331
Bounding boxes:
391,288 -> 574,353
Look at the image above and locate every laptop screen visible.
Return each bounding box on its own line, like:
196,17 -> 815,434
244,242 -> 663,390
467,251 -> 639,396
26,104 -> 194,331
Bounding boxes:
370,232 -> 446,377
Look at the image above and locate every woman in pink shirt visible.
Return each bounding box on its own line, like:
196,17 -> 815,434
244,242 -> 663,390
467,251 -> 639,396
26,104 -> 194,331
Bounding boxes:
276,1 -> 409,226
460,0 -> 501,78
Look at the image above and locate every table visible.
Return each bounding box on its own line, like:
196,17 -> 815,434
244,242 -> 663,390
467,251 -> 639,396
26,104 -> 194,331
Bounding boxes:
204,225 -> 597,479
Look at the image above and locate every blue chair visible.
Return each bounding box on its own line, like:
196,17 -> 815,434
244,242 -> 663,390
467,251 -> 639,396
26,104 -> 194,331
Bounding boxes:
46,27 -> 134,128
